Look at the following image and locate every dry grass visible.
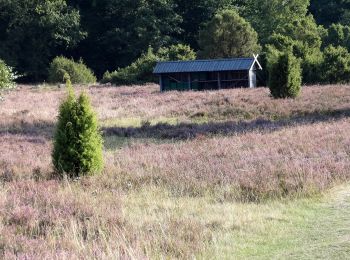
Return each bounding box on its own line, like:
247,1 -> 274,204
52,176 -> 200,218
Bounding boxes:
2,83 -> 350,126
109,118 -> 350,201
1,84 -> 350,258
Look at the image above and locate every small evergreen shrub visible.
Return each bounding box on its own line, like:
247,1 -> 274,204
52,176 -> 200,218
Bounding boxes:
0,59 -> 18,90
48,56 -> 96,84
268,52 -> 302,99
102,44 -> 196,85
52,79 -> 103,177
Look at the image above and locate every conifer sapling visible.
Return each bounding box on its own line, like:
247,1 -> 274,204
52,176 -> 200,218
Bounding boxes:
52,78 -> 103,177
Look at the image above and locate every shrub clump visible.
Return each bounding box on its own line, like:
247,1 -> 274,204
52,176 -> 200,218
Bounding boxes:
102,44 -> 196,85
52,79 -> 103,177
0,59 -> 18,90
102,47 -> 158,85
48,56 -> 96,84
268,52 -> 302,99
320,45 -> 350,84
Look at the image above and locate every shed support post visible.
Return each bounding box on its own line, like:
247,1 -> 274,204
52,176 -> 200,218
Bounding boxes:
159,75 -> 164,92
188,73 -> 191,90
218,72 -> 221,89
249,69 -> 257,88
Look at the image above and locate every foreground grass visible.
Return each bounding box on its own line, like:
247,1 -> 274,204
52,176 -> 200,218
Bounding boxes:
1,180 -> 349,258
124,184 -> 350,259
283,185 -> 350,259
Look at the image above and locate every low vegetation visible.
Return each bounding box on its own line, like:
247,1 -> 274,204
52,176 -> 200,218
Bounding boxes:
0,59 -> 17,90
48,56 -> 96,84
0,84 -> 350,257
321,45 -> 350,83
102,44 -> 196,86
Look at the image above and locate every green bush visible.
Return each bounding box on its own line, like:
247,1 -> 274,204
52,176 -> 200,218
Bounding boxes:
301,54 -> 324,84
268,52 -> 302,99
157,44 -> 196,61
102,44 -> 196,85
102,47 -> 158,85
48,56 -> 96,84
323,23 -> 350,49
52,79 -> 103,177
0,59 -> 17,90
320,45 -> 350,84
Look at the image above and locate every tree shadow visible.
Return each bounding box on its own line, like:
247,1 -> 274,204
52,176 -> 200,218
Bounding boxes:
103,108 -> 350,141
2,108 -> 350,146
0,121 -> 55,139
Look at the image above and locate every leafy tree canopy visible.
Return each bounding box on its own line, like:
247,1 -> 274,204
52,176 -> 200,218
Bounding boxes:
1,0 -> 350,85
323,23 -> 350,51
0,0 -> 85,81
67,0 -> 182,77
198,9 -> 261,59
243,0 -> 310,44
310,0 -> 350,26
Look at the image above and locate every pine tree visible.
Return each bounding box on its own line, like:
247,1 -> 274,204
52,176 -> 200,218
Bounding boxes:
52,79 -> 103,177
268,52 -> 302,99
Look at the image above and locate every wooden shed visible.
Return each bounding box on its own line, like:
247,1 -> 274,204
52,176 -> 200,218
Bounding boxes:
153,55 -> 262,91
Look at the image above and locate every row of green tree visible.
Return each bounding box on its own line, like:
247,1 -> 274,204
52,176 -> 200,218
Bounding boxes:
1,0 -> 350,84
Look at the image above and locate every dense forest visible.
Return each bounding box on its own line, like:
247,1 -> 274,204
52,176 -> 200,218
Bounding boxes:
1,0 -> 350,84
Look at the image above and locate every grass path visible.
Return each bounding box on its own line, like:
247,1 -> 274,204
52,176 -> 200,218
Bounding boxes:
223,185 -> 350,259
283,185 -> 350,259
123,185 -> 350,259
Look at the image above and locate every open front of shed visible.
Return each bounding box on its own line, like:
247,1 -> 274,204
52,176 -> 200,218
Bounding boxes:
153,55 -> 262,91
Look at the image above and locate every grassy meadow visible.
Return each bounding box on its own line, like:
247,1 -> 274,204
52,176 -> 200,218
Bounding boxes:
1,84 -> 350,258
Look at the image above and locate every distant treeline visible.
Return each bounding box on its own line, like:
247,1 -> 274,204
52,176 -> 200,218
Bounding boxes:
1,0 -> 350,84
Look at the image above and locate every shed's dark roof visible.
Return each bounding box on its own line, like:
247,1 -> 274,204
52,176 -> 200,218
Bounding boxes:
153,57 -> 259,74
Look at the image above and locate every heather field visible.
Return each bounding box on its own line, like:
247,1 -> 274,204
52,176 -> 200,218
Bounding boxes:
1,84 -> 350,258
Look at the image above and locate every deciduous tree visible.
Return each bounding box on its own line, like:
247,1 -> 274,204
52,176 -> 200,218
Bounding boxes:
0,0 -> 85,81
198,9 -> 261,59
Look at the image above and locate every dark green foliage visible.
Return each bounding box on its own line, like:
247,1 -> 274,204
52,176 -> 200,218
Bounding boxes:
2,0 -> 350,85
266,15 -> 324,84
174,0 -> 235,48
0,0 -> 85,81
323,24 -> 350,50
102,44 -> 196,85
0,59 -> 17,90
320,45 -> 350,84
301,55 -> 323,85
52,79 -> 103,177
244,0 -> 310,44
101,47 -> 158,85
67,0 -> 182,77
268,52 -> 302,99
310,0 -> 350,26
157,44 -> 196,61
198,9 -> 261,59
48,57 -> 96,84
